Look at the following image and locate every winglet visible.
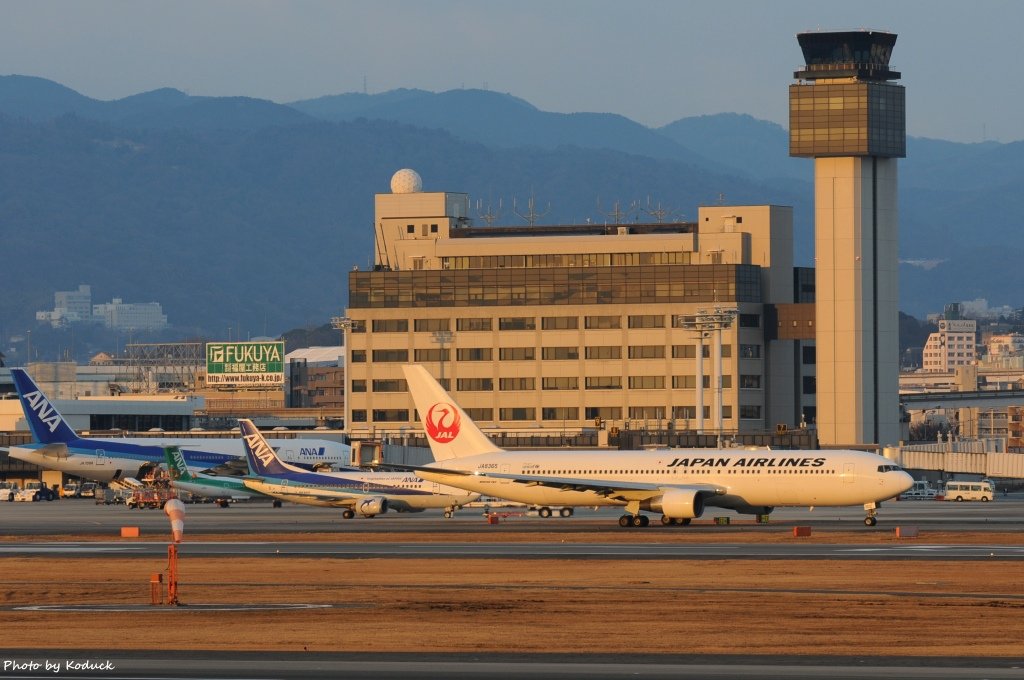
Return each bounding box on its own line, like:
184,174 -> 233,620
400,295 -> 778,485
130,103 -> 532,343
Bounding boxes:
10,368 -> 80,444
401,364 -> 502,461
239,419 -> 302,476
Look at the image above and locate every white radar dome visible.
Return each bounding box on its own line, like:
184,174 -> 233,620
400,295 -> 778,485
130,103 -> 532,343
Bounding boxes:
390,168 -> 423,194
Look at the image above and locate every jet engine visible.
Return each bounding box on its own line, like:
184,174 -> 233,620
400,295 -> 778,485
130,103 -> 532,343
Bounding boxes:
642,488 -> 705,519
356,496 -> 388,517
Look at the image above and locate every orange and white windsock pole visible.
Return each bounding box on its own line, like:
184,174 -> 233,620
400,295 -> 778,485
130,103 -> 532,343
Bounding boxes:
163,498 -> 186,543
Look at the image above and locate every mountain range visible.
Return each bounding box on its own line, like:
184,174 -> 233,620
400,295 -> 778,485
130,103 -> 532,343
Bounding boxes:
1,74 -> 1021,352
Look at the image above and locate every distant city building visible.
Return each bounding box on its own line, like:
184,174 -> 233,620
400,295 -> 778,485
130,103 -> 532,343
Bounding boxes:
36,285 -> 168,331
92,299 -> 168,331
922,318 -> 977,372
286,347 -> 345,408
986,333 -> 1024,359
36,284 -> 97,327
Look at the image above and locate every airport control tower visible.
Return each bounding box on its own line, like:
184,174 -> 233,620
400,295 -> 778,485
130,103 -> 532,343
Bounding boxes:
790,30 -> 905,447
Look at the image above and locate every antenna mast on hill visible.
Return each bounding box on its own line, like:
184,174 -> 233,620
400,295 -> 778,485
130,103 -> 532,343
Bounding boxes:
513,194 -> 550,227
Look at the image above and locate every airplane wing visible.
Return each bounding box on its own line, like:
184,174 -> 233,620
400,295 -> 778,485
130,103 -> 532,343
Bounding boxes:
479,471 -> 726,502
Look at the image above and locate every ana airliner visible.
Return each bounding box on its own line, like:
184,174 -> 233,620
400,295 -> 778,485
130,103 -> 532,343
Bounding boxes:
239,419 -> 479,518
401,364 -> 914,527
5,368 -> 349,483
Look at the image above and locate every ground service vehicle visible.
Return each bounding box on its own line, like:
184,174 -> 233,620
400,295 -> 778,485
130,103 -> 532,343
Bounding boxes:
0,482 -> 17,502
943,481 -> 993,502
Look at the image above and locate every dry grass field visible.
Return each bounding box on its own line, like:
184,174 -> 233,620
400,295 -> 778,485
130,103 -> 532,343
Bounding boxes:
2,547 -> 1023,656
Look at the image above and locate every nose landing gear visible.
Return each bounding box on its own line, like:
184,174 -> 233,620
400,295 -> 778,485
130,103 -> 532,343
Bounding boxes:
864,502 -> 878,526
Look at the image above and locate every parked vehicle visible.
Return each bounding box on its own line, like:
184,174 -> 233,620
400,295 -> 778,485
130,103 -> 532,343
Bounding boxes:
14,482 -> 55,502
78,482 -> 98,498
0,482 -> 18,502
943,481 -> 993,502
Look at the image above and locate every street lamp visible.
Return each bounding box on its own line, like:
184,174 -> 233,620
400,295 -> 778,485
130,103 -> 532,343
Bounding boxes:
330,316 -> 353,436
431,330 -> 454,388
677,305 -> 737,447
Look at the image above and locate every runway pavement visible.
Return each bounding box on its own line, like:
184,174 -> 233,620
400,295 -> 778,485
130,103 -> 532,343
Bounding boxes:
1,494 -> 1022,537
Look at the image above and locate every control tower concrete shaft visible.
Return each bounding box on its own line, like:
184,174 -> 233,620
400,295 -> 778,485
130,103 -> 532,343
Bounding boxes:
790,30 -> 905,447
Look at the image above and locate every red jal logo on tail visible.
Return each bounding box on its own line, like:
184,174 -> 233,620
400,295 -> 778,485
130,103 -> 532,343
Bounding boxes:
425,403 -> 461,443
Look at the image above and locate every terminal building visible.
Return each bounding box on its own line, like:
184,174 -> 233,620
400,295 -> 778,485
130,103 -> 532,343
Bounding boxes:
342,170 -> 818,440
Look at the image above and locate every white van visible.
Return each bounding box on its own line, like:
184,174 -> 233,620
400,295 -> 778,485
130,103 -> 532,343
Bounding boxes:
943,481 -> 993,502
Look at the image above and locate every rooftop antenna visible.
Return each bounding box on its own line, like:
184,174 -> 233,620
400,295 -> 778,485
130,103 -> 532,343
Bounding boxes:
716,192 -> 727,205
476,197 -> 503,226
642,197 -> 678,223
597,198 -> 638,224
512,193 -> 550,227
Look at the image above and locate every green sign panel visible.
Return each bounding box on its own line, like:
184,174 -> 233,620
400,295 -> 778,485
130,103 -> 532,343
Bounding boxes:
206,342 -> 285,386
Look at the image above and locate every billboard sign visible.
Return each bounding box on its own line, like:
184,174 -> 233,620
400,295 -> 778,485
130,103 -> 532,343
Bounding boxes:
206,342 -> 285,386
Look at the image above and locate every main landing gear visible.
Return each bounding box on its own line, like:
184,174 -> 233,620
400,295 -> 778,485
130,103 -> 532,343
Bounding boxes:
863,502 -> 878,526
619,514 -> 649,527
342,509 -> 355,520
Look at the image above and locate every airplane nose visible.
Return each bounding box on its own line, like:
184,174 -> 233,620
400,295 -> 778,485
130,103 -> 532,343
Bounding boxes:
896,471 -> 914,494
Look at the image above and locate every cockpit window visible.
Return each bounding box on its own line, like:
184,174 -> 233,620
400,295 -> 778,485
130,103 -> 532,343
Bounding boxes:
877,464 -> 901,473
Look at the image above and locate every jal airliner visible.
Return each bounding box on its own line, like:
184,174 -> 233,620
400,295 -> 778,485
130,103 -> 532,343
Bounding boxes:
401,364 -> 914,527
5,368 -> 348,482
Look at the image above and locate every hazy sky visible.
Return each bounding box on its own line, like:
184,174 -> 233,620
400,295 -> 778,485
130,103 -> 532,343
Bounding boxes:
2,0 -> 1019,142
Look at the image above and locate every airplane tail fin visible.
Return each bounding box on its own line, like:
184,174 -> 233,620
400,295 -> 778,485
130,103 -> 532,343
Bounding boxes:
239,419 -> 302,476
401,364 -> 502,461
163,447 -> 195,482
10,368 -> 80,445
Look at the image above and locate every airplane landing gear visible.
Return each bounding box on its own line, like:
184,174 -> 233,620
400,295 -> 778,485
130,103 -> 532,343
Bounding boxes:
661,515 -> 691,526
619,514 -> 649,527
342,509 -> 355,519
443,507 -> 454,518
864,502 -> 878,526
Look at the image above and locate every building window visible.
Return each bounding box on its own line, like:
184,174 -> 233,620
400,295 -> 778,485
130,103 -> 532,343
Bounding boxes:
464,408 -> 493,420
672,405 -> 697,419
740,344 -> 761,359
628,406 -> 665,419
542,377 -> 579,390
372,409 -> 409,422
585,315 -> 621,329
414,348 -> 450,362
628,315 -> 665,329
542,316 -> 579,330
802,345 -> 816,365
457,378 -> 493,391
803,376 -> 816,394
499,347 -> 535,361
414,318 -> 450,332
542,407 -> 579,421
673,375 -> 695,389
406,224 -> 415,234
586,346 -> 621,360
542,346 -> 579,360
500,407 -> 536,421
457,318 -> 492,331
739,405 -> 762,419
500,377 -> 535,391
739,313 -> 760,328
721,405 -> 733,419
372,379 -> 408,392
430,224 -> 438,233
585,406 -> 623,420
350,380 -> 367,393
629,376 -> 665,389
585,376 -> 622,390
740,374 -> 761,389
350,350 -> 366,363
351,410 -> 367,422
672,345 -> 697,359
372,319 -> 409,332
372,349 -> 409,362
457,348 -> 492,361
499,317 -> 536,330
628,345 -> 665,359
